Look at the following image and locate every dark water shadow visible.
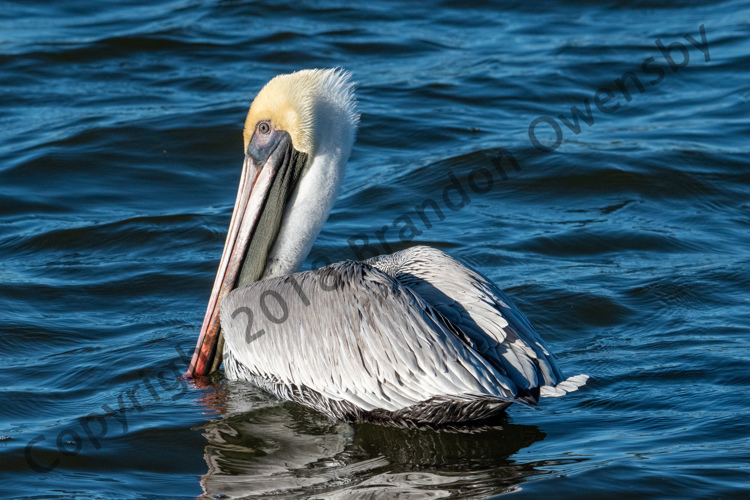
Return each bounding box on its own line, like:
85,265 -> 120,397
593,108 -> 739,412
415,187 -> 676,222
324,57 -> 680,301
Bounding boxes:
195,380 -> 555,499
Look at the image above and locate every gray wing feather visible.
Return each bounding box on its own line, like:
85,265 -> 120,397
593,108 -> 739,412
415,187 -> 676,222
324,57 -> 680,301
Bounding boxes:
365,246 -> 565,391
220,262 -> 518,415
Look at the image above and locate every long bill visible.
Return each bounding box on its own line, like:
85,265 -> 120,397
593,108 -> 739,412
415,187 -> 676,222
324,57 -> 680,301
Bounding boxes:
185,132 -> 306,377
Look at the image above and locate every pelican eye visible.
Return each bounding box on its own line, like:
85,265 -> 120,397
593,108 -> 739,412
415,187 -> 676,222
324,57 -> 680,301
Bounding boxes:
258,121 -> 271,135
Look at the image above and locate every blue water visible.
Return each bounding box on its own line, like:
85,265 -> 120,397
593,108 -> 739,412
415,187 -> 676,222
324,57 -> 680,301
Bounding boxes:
1,1 -> 749,498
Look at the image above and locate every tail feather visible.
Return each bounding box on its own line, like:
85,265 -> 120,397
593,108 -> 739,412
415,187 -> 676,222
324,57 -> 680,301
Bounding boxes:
540,374 -> 589,398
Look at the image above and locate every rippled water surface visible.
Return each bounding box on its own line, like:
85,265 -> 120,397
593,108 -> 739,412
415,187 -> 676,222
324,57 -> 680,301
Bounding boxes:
2,1 -> 749,498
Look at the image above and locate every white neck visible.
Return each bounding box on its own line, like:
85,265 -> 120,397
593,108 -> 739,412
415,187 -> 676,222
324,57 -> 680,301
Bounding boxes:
261,113 -> 355,278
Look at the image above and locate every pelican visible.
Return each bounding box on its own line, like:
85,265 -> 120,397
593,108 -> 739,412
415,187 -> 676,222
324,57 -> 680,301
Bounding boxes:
186,69 -> 587,426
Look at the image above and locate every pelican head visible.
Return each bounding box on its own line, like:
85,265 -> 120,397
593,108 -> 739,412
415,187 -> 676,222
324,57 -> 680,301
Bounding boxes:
186,69 -> 358,376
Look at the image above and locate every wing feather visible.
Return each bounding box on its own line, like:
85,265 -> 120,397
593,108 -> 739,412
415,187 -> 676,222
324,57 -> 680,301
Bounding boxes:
365,246 -> 566,392
220,261 -> 517,415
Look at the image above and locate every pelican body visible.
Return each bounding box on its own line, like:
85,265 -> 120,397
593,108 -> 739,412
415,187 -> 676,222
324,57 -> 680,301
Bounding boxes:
186,69 -> 586,426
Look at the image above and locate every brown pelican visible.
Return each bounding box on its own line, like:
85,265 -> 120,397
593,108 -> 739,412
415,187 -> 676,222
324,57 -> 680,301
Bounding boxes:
186,69 -> 587,426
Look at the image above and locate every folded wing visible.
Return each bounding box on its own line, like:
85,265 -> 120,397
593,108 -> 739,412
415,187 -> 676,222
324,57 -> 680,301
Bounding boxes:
365,246 -> 567,393
220,261 -> 525,417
